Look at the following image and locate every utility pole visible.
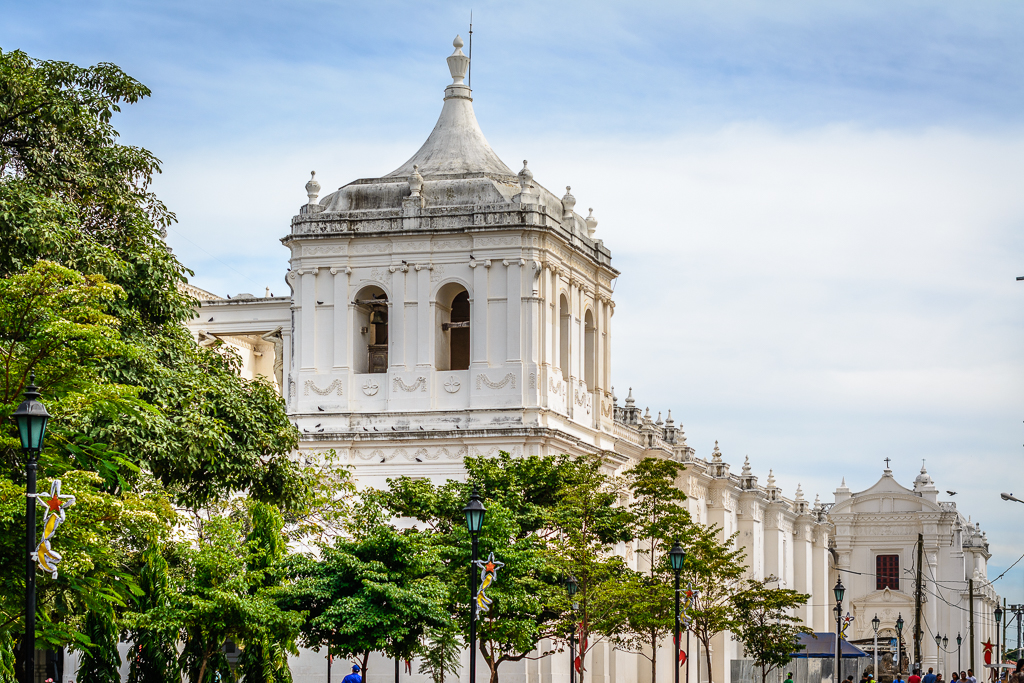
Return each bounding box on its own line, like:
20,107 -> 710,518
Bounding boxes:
1011,602 -> 1019,663
970,579 -> 976,672
915,533 -> 924,669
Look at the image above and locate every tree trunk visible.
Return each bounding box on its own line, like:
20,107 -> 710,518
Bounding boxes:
360,652 -> 370,682
196,651 -> 210,683
704,637 -> 715,683
652,629 -> 659,683
483,648 -> 500,683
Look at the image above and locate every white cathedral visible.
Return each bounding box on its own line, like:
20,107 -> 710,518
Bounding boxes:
184,37 -> 1001,683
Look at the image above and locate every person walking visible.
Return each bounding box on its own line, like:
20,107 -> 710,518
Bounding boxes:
785,672 -> 794,683
925,667 -> 938,683
342,664 -> 362,683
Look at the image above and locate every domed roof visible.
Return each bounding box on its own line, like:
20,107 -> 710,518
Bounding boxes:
385,36 -> 514,179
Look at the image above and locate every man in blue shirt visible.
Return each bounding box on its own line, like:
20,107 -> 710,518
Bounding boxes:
924,667 -> 938,683
342,664 -> 362,683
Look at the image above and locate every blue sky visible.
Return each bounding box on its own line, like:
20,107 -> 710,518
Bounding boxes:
6,0 -> 1024,610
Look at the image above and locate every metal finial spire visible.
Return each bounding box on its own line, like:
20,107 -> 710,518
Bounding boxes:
468,11 -> 473,88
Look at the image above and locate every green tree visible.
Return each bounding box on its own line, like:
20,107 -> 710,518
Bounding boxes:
237,502 -> 294,683
280,494 -> 449,680
78,607 -> 121,683
686,525 -> 747,683
127,537 -> 180,683
159,509 -> 302,683
0,46 -> 306,669
612,457 -> 694,683
384,453 -> 581,683
547,455 -> 635,683
732,579 -> 810,683
416,624 -> 461,683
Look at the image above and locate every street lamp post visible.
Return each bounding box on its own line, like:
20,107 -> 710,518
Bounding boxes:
834,579 -> 846,683
12,375 -> 50,683
463,490 -> 486,683
936,634 -> 942,674
995,606 -> 1003,681
944,636 -> 949,676
565,576 -> 578,683
957,633 -> 962,674
872,614 -> 881,680
897,614 -> 906,675
670,543 -> 687,683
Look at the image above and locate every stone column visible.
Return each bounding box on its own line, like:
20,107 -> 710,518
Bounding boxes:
389,265 -> 407,369
416,264 -> 432,367
550,267 -> 560,377
812,526 -> 830,631
595,297 -> 605,394
604,298 -> 613,395
332,267 -> 350,369
794,520 -> 814,627
505,259 -> 523,362
300,268 -> 316,370
470,259 -> 490,366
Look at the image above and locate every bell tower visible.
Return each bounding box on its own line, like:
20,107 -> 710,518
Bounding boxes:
279,37 -> 620,479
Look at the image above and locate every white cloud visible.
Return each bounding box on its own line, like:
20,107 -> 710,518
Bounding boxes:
158,122 -> 1024,596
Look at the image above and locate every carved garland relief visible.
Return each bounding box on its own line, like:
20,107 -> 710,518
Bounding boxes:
477,373 -> 516,390
304,379 -> 343,396
393,376 -> 428,393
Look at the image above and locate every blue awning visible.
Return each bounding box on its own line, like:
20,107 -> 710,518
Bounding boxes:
791,633 -> 870,658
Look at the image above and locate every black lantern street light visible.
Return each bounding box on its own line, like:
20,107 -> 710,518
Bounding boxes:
957,633 -> 963,674
463,490 -> 486,683
872,614 -> 881,680
995,606 -> 1004,675
943,635 -> 949,676
935,634 -> 943,674
834,579 -> 845,683
565,576 -> 578,683
670,542 -> 687,683
896,614 -> 905,675
12,375 -> 49,683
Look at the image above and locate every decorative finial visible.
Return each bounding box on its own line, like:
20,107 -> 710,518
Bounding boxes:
625,387 -> 635,406
447,35 -> 470,85
742,456 -> 751,476
841,477 -> 846,487
795,483 -> 804,501
665,409 -> 674,425
518,160 -> 534,192
656,411 -> 662,425
409,164 -> 424,198
305,171 -> 320,205
561,186 -> 576,217
711,440 -> 722,462
767,469 -> 776,487
585,208 -> 598,237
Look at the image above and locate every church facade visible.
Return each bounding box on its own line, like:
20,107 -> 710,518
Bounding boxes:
829,464 -> 1000,679
185,37 -> 999,683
